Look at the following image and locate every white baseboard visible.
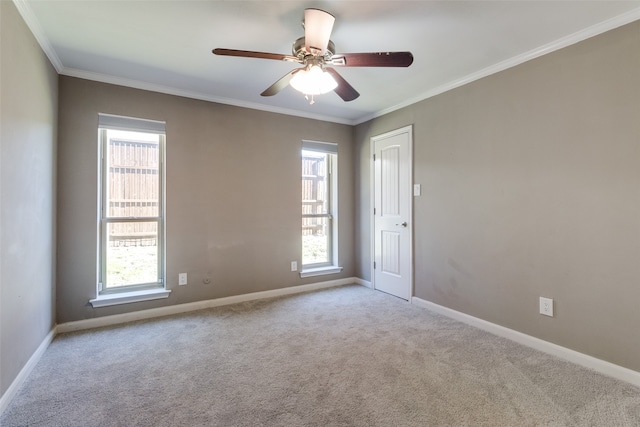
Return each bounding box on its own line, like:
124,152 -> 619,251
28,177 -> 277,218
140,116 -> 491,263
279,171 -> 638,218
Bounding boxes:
57,278 -> 361,334
411,296 -> 640,388
353,277 -> 372,289
0,328 -> 56,414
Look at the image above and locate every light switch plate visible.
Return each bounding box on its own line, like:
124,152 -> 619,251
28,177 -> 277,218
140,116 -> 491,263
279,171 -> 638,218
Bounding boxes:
413,184 -> 421,196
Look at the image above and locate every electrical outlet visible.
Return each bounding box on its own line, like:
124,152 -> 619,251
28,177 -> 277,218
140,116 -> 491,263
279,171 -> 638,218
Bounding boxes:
539,297 -> 553,317
178,273 -> 187,286
291,261 -> 297,272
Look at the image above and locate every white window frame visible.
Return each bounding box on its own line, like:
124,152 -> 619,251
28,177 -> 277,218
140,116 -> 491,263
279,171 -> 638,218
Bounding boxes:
300,140 -> 342,278
90,114 -> 169,307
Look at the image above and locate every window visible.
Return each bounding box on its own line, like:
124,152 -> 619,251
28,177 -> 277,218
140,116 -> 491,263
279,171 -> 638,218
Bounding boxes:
301,140 -> 341,276
93,114 -> 168,306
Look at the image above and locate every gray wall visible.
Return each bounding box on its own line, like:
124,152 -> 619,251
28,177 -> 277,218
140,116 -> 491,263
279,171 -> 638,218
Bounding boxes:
0,1 -> 58,397
57,77 -> 354,323
355,21 -> 640,372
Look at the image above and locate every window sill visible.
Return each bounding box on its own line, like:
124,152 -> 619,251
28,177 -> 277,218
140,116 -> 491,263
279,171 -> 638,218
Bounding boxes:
90,288 -> 171,308
299,266 -> 343,278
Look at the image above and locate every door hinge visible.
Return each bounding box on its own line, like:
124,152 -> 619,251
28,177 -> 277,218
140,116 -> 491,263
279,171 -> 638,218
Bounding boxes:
373,153 -> 376,161
373,208 -> 376,215
373,261 -> 376,269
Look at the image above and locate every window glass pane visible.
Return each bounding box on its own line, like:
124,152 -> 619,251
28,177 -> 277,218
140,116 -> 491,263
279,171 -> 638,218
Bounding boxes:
106,129 -> 160,218
302,148 -> 334,267
302,217 -> 329,265
302,150 -> 329,215
106,221 -> 158,288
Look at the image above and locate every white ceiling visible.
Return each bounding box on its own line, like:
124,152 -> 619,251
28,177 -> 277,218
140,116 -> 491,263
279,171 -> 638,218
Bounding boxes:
16,1 -> 640,125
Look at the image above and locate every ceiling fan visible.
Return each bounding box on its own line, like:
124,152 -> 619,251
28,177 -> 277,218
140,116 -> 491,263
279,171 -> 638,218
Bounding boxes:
213,8 -> 413,103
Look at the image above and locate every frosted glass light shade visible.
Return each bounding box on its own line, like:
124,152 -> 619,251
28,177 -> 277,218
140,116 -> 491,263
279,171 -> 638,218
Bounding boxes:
290,66 -> 338,95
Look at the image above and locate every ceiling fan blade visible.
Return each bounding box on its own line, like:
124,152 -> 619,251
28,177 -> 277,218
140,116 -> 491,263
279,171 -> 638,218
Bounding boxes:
325,68 -> 359,102
261,68 -> 304,97
304,9 -> 335,55
329,52 -> 414,67
213,48 -> 299,63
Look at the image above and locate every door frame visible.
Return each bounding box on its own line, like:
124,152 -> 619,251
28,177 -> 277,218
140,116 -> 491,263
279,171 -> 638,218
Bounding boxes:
370,125 -> 414,300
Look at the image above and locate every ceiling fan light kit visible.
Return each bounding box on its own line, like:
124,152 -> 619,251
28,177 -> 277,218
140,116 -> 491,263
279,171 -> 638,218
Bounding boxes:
213,8 -> 413,104
290,65 -> 337,95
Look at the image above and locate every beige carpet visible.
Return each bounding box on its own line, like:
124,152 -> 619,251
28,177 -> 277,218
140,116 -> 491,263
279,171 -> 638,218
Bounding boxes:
2,284 -> 640,426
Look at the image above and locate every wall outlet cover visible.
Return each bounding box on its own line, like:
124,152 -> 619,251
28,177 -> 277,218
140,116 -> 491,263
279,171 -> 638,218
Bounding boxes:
539,296 -> 553,317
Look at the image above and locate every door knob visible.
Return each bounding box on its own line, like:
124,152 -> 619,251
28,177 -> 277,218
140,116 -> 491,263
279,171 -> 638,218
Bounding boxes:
400,222 -> 407,227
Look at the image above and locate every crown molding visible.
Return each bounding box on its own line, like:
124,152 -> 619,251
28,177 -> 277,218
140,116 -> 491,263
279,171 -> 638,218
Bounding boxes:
60,67 -> 354,125
12,0 -> 63,72
355,7 -> 640,125
12,0 -> 640,127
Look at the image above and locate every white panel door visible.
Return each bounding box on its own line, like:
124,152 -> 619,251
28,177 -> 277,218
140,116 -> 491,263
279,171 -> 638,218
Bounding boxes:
373,126 -> 412,300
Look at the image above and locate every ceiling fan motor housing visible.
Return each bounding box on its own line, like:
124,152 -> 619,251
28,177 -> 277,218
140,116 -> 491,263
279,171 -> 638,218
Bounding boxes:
293,37 -> 335,62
